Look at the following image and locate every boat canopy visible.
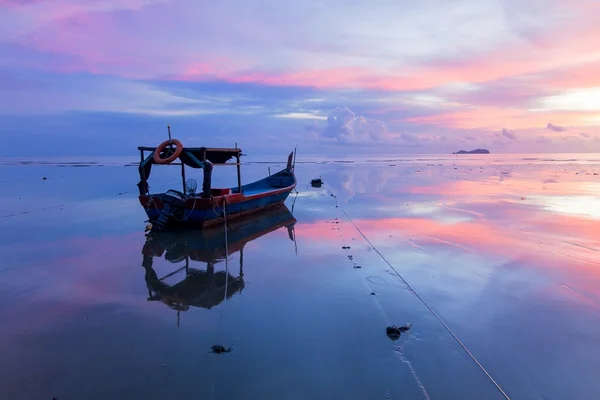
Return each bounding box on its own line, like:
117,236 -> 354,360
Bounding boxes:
138,146 -> 241,182
139,146 -> 240,166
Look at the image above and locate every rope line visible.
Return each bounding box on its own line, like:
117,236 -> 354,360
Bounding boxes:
208,198 -> 230,399
339,206 -> 511,400
223,197 -> 230,302
173,196 -> 197,222
217,197 -> 230,341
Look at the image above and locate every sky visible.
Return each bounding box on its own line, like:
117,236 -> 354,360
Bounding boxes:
1,0 -> 599,156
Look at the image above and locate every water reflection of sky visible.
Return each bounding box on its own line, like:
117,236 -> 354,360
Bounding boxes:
1,155 -> 599,399
312,156 -> 600,400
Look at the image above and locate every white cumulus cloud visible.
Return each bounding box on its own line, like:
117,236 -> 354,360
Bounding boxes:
318,107 -> 388,144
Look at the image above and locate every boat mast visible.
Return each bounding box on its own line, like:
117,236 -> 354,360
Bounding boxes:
235,142 -> 242,193
292,145 -> 297,170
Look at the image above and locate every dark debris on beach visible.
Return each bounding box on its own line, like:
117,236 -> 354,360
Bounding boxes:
386,324 -> 413,341
211,345 -> 232,354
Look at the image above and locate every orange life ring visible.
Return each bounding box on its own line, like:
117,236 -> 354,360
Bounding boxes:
154,139 -> 183,164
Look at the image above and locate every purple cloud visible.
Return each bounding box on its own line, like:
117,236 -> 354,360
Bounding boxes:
579,132 -> 590,138
444,78 -> 550,108
561,135 -> 579,141
547,123 -> 566,132
305,120 -> 319,133
536,135 -> 551,143
501,128 -> 517,140
400,131 -> 420,143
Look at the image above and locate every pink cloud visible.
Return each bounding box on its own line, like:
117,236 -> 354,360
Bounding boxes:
1,0 -> 600,153
404,107 -> 599,130
168,5 -> 600,93
175,55 -> 596,93
4,0 -> 597,94
540,60 -> 600,90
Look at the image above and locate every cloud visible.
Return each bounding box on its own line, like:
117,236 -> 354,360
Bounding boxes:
0,0 -> 169,41
399,131 -> 420,143
546,122 -> 566,132
2,0 -> 598,91
560,135 -> 582,141
445,78 -> 549,109
537,87 -> 600,113
493,138 -> 507,147
1,0 -> 600,155
501,128 -> 517,140
0,71 -> 230,116
403,102 -> 600,131
536,135 -> 551,143
579,132 -> 590,138
273,112 -> 326,120
319,107 -> 388,144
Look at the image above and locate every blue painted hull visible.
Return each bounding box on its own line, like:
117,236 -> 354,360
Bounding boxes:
144,190 -> 292,223
140,167 -> 296,230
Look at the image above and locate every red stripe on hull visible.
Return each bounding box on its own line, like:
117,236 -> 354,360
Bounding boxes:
139,182 -> 296,211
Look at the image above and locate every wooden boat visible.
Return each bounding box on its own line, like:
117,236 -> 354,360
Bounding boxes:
141,204 -> 297,315
136,129 -> 297,232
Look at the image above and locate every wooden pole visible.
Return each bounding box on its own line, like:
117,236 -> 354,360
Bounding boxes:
139,149 -> 147,195
293,146 -> 297,170
235,143 -> 241,193
181,160 -> 186,193
236,154 -> 242,193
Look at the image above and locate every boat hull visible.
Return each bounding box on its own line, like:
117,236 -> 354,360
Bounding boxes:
139,170 -> 296,230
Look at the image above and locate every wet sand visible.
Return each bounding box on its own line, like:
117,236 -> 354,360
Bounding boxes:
0,154 -> 599,399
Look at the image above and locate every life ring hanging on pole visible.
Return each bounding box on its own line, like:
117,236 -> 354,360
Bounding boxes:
154,139 -> 183,164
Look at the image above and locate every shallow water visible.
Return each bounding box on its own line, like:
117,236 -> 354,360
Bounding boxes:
1,154 -> 599,399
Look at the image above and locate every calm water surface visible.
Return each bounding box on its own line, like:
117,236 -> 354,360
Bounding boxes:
0,154 -> 599,399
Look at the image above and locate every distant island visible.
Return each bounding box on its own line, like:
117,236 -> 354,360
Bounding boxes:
452,149 -> 490,154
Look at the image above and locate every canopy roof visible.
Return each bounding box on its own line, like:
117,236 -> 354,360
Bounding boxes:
138,146 -> 242,184
138,146 -> 241,165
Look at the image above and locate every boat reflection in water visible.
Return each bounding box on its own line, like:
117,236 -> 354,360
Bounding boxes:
141,204 -> 297,320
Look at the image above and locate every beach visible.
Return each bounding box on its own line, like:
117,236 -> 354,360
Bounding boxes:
1,153 -> 599,399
